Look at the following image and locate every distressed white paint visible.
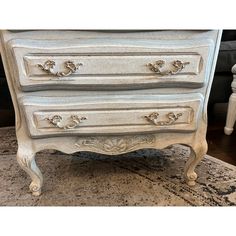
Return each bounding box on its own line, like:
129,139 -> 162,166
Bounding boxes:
21,94 -> 202,137
10,38 -> 212,91
0,30 -> 222,196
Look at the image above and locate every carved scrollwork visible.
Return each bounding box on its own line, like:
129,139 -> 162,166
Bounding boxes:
145,112 -> 183,126
147,60 -> 190,75
17,153 -> 43,196
45,115 -> 87,130
29,182 -> 41,196
37,60 -> 82,77
75,135 -> 156,155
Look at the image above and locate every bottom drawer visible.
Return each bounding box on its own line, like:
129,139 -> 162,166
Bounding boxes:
20,94 -> 203,138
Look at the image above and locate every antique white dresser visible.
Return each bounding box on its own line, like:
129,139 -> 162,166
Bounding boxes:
0,30 -> 221,196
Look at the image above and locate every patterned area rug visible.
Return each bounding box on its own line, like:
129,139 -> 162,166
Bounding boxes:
0,127 -> 235,206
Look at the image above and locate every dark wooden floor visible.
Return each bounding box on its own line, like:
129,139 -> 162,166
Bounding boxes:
207,103 -> 236,166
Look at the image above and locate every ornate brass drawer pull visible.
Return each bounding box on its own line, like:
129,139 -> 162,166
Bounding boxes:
145,112 -> 183,126
147,60 -> 190,76
45,115 -> 87,130
37,60 -> 83,77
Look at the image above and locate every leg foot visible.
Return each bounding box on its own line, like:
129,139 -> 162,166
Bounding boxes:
224,93 -> 236,135
184,141 -> 208,186
17,147 -> 43,196
224,127 -> 233,135
185,171 -> 197,186
29,182 -> 42,196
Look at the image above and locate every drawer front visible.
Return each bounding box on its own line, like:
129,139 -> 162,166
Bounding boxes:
20,94 -> 203,138
10,39 -> 214,91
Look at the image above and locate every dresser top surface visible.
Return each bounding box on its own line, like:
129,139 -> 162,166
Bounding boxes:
1,30 -> 219,42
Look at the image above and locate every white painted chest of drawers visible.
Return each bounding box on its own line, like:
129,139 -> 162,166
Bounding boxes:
0,30 -> 221,196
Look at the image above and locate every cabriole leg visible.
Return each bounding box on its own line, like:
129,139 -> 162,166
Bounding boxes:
184,141 -> 208,186
16,146 -> 43,196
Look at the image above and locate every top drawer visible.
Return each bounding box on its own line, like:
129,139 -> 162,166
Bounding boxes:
9,38 -> 214,91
